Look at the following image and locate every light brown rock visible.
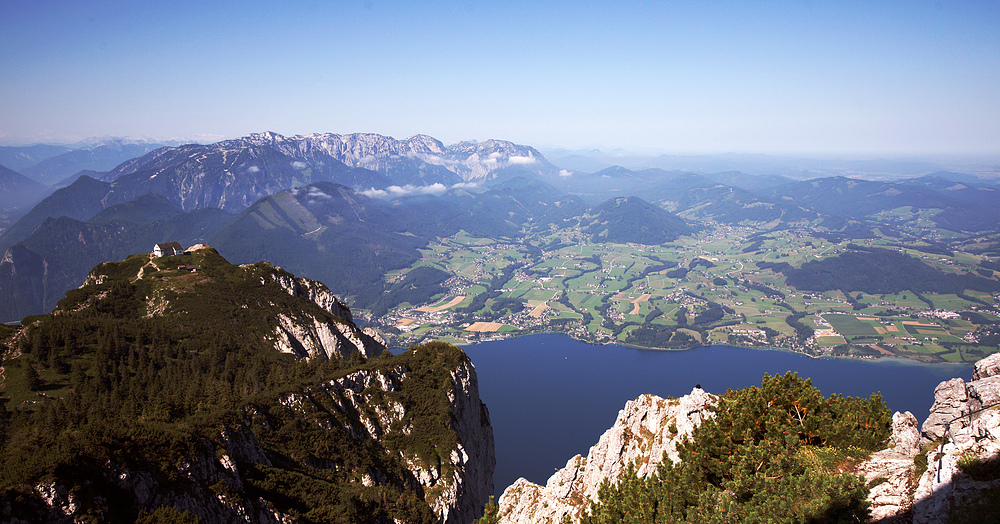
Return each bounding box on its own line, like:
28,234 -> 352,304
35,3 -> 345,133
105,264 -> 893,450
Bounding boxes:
855,411 -> 921,521
497,388 -> 716,524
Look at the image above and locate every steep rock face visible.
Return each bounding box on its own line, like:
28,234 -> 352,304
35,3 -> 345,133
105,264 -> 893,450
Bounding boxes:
273,357 -> 493,524
263,265 -> 354,321
273,313 -> 384,360
13,426 -> 293,523
437,358 -> 496,524
260,263 -> 386,359
854,411 -> 923,521
920,354 -> 1000,446
973,352 -> 1000,381
497,389 -> 715,524
913,353 -> 1000,523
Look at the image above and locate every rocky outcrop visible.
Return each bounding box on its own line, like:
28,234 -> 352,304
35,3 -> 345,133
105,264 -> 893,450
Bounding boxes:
273,312 -> 384,360
263,267 -> 354,322
912,352 -> 1000,523
497,389 -> 715,524
271,353 -> 494,524
497,354 -> 1000,524
854,411 -> 923,521
264,263 -> 386,359
16,426 -> 291,524
973,352 -> 1000,381
920,354 -> 1000,447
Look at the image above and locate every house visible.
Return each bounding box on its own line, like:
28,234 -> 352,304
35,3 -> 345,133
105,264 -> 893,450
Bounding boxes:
152,241 -> 184,257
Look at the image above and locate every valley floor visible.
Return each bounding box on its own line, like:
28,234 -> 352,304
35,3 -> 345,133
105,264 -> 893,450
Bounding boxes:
371,224 -> 1000,364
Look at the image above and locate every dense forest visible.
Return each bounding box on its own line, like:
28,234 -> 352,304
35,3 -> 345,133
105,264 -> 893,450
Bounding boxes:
780,247 -> 1000,295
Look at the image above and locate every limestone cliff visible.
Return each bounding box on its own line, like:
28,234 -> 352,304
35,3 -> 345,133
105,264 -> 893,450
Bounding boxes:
854,411 -> 923,520
910,352 -> 1000,523
262,255 -> 386,359
497,389 -> 715,524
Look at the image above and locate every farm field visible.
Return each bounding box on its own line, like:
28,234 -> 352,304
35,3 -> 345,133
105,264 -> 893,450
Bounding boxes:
373,223 -> 1000,364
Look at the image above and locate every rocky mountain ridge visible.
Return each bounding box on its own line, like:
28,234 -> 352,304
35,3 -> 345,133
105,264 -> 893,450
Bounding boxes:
257,132 -> 554,183
92,132 -> 556,215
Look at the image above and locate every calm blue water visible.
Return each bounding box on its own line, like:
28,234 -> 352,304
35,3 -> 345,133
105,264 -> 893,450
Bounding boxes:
461,333 -> 973,495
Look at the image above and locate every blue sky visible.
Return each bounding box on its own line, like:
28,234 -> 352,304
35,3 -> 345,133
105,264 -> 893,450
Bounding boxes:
1,0 -> 998,155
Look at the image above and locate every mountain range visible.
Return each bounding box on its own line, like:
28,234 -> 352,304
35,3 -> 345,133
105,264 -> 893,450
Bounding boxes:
2,130 -> 1000,323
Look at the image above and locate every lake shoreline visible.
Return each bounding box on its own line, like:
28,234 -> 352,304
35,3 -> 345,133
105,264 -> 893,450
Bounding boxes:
425,327 -> 975,366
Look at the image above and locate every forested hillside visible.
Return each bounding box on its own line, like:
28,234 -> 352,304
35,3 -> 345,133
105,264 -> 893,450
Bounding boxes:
0,247 -> 494,523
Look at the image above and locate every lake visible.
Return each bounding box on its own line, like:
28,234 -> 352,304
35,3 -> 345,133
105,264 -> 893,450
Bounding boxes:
460,333 -> 973,495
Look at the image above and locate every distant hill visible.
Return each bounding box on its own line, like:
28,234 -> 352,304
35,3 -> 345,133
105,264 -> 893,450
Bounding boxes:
547,166 -> 815,226
898,175 -> 1000,208
19,138 -> 164,185
0,164 -> 47,214
768,176 -> 949,217
702,171 -> 794,191
87,193 -> 184,225
0,144 -> 71,171
780,246 -> 1000,295
210,182 -> 469,310
769,176 -> 1000,231
0,175 -> 112,251
581,196 -> 694,244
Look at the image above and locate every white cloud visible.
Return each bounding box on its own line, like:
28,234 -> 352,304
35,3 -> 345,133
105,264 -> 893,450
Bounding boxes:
360,182 -> 477,199
248,165 -> 260,173
508,155 -> 536,164
291,161 -> 308,169
360,188 -> 389,198
559,169 -> 572,177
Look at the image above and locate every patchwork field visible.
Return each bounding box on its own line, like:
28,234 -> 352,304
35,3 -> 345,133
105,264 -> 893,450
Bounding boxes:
375,224 -> 1000,363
